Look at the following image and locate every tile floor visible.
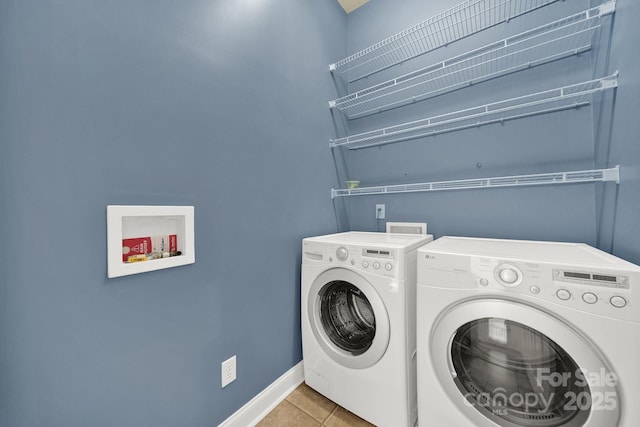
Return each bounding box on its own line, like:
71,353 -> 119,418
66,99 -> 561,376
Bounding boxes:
256,382 -> 375,427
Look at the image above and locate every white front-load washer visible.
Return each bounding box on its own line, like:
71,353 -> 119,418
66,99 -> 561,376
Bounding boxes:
416,236 -> 640,427
302,231 -> 433,427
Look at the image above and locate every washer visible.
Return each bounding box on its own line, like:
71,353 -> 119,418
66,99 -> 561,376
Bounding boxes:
302,231 -> 433,427
416,236 -> 640,427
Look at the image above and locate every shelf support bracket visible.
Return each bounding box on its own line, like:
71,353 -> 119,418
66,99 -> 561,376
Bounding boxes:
598,0 -> 617,17
604,165 -> 620,184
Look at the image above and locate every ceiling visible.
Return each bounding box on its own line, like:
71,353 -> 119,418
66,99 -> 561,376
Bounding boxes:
337,0 -> 370,13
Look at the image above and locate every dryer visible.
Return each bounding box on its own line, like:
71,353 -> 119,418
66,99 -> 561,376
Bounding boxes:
416,236 -> 640,427
302,231 -> 433,427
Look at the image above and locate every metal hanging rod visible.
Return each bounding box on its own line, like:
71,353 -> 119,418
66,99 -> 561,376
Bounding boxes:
330,73 -> 618,150
331,166 -> 620,198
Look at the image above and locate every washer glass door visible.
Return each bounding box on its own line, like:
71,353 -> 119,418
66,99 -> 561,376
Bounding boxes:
309,268 -> 390,369
451,318 -> 588,426
430,299 -> 619,427
319,280 -> 375,355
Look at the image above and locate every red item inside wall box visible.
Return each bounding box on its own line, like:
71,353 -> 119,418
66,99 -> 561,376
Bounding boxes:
122,235 -> 178,261
122,237 -> 151,261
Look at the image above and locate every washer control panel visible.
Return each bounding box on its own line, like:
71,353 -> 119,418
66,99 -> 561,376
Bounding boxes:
471,257 -> 636,321
321,244 -> 399,278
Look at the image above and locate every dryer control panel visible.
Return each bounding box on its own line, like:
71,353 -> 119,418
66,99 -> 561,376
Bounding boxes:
418,237 -> 639,323
468,256 -> 637,322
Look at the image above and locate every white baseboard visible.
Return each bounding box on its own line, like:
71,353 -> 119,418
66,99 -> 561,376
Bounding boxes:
218,361 -> 305,427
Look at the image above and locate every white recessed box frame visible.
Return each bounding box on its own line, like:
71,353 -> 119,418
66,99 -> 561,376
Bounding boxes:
107,205 -> 195,278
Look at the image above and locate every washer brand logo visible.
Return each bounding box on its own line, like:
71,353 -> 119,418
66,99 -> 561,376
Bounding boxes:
424,255 -> 435,259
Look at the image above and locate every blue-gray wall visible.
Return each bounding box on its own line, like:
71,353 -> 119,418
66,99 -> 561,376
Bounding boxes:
339,0 -> 640,265
1,0 -> 639,426
0,1 -> 345,426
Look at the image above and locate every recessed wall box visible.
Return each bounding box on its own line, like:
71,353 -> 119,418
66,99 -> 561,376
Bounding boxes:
107,205 -> 195,278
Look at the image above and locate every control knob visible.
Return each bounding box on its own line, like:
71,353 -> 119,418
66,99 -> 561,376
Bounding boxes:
336,247 -> 348,261
495,264 -> 521,287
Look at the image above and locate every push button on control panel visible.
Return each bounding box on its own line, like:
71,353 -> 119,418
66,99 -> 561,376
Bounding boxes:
556,289 -> 571,300
610,296 -> 628,308
385,263 -> 393,271
582,292 -> 598,304
373,262 -> 381,270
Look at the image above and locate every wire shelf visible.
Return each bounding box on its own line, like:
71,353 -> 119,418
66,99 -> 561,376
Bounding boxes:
330,2 -> 615,119
330,73 -> 618,150
331,166 -> 619,198
329,0 -> 562,83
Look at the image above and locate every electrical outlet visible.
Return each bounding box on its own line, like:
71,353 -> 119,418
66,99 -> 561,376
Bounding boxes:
221,355 -> 236,388
376,204 -> 386,219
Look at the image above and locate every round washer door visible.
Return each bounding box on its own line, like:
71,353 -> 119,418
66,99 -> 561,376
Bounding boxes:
308,268 -> 390,369
430,299 -> 620,427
